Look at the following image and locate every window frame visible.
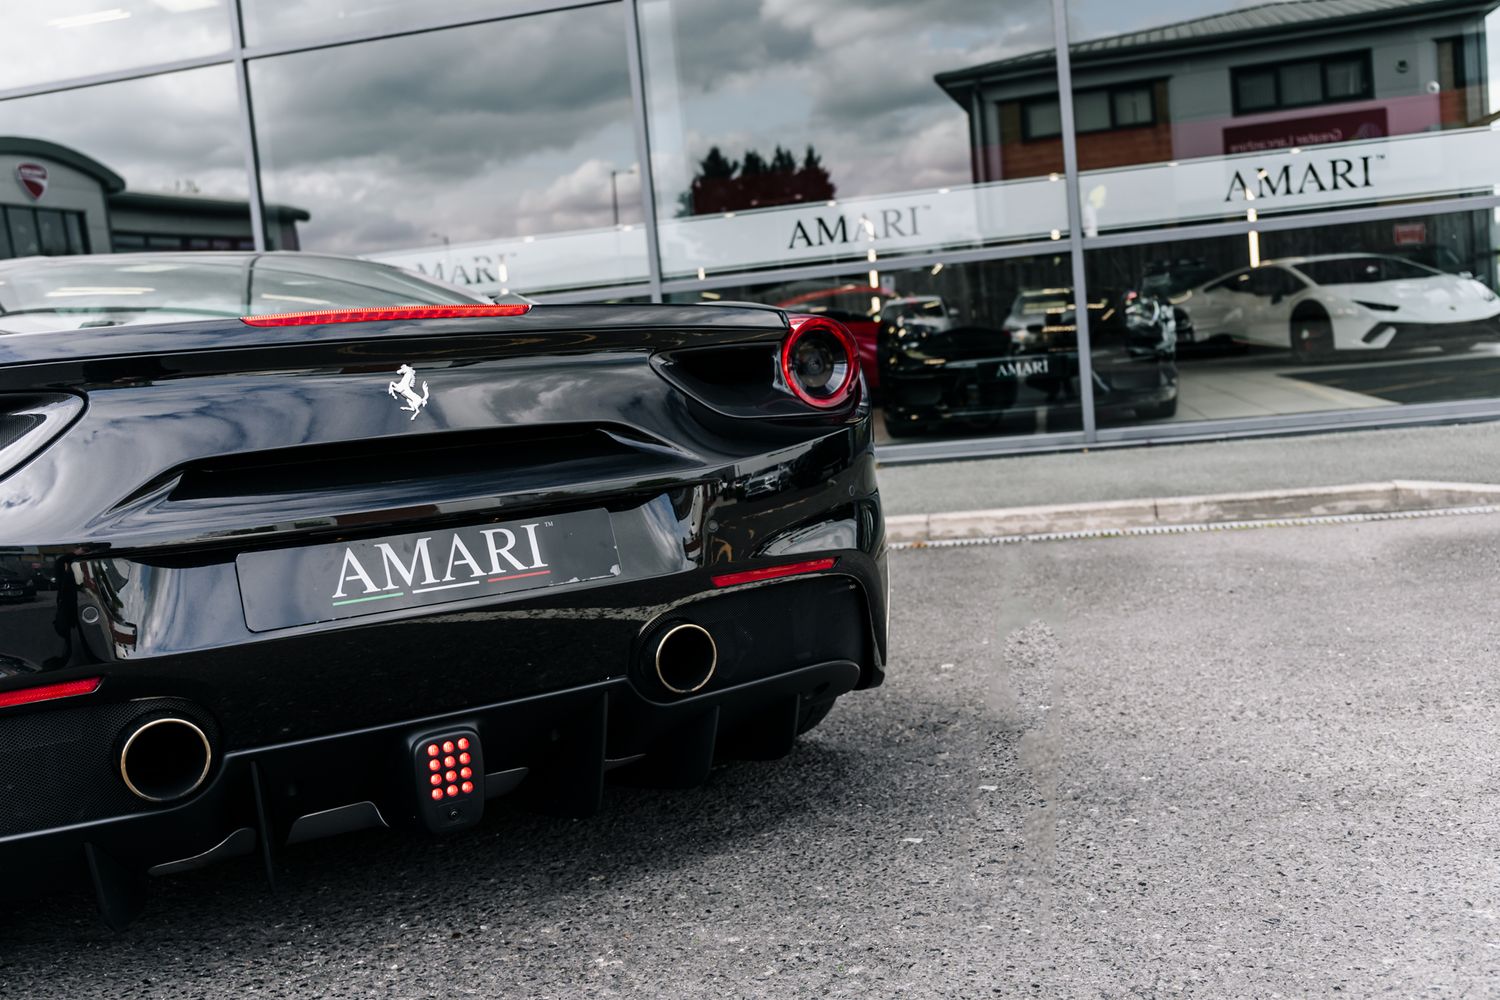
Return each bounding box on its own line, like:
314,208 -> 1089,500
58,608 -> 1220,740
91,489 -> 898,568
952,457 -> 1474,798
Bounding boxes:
1021,80 -> 1160,141
1230,49 -> 1374,116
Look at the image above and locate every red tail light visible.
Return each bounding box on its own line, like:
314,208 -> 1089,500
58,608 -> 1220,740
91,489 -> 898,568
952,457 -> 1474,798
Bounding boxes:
240,303 -> 531,327
0,677 -> 101,710
781,314 -> 859,409
712,557 -> 837,588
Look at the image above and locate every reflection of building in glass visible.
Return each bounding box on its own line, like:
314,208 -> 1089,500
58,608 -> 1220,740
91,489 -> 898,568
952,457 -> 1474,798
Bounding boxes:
0,137 -> 306,259
938,0 -> 1498,180
7,0 -> 1500,450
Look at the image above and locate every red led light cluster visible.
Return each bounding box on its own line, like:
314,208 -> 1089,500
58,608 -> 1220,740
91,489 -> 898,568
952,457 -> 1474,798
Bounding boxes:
424,738 -> 479,801
241,303 -> 532,327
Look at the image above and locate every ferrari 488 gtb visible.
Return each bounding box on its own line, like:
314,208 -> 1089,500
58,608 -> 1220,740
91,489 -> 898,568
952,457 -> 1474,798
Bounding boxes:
0,252 -> 887,926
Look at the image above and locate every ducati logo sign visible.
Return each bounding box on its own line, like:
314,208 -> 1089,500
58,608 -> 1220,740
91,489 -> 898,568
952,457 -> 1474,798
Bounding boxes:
16,163 -> 47,201
386,363 -> 430,420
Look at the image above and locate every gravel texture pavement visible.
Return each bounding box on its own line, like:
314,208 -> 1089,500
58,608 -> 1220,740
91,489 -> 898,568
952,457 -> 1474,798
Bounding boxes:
3,513 -> 1498,997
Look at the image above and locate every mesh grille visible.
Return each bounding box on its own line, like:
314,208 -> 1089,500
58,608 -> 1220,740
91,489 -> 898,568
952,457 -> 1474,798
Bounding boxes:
0,697 -> 217,836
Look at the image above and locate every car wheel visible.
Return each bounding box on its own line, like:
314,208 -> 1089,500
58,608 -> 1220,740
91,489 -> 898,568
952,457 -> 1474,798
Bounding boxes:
1135,396 -> 1178,420
1290,311 -> 1333,363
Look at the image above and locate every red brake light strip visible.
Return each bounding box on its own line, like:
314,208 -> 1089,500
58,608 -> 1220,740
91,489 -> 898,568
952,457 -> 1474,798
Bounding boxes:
0,677 -> 102,710
241,304 -> 531,327
711,557 -> 837,588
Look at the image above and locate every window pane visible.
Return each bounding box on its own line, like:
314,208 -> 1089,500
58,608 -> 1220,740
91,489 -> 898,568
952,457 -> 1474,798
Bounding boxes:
1111,87 -> 1153,126
1064,0 -> 1500,234
63,213 -> 87,254
1278,61 -> 1322,106
35,210 -> 67,255
1324,57 -> 1366,99
0,1 -> 231,92
0,67 -> 249,260
251,5 -> 647,296
0,215 -> 12,259
668,253 -> 1088,445
1093,208 -> 1500,428
1074,91 -> 1110,132
243,0 -> 535,48
7,209 -> 39,257
1235,69 -> 1276,111
1027,99 -> 1065,137
640,0 -> 1066,280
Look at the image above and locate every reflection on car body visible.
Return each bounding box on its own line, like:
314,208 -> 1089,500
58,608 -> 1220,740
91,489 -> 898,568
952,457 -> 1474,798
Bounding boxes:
1179,254 -> 1500,361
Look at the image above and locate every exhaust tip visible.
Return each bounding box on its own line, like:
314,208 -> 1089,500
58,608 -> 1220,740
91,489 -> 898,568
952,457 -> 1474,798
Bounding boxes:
119,717 -> 213,803
654,623 -> 718,695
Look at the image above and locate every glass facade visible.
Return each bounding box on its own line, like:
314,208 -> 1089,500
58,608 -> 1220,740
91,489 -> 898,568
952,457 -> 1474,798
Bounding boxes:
3,0 -> 1500,456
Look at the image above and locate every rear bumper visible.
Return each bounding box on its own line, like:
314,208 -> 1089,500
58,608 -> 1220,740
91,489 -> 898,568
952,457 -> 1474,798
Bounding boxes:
2,657 -> 860,916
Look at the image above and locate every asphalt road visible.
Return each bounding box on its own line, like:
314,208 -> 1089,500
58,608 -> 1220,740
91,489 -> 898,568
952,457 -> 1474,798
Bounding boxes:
3,514 -> 1499,997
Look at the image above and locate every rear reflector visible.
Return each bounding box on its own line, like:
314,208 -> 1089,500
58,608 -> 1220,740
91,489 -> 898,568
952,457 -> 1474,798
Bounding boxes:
241,304 -> 531,327
712,558 -> 837,588
0,677 -> 101,710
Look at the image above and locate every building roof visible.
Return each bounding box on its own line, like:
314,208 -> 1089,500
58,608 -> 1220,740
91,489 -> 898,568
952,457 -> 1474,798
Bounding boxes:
109,191 -> 311,222
0,136 -> 125,193
936,0 -> 1496,93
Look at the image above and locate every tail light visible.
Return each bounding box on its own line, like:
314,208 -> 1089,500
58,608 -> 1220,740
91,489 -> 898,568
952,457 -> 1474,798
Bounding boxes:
241,303 -> 531,327
781,314 -> 860,409
712,557 -> 837,588
0,393 -> 85,481
0,677 -> 101,710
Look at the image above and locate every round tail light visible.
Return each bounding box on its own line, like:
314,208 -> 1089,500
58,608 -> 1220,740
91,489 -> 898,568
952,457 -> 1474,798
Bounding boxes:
781,314 -> 860,409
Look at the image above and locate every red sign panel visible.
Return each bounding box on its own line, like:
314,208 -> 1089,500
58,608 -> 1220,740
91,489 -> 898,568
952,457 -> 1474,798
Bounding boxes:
1392,221 -> 1427,245
16,163 -> 47,201
1223,108 -> 1389,155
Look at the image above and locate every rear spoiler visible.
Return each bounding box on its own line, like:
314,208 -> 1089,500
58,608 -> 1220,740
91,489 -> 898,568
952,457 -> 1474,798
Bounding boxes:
0,303 -> 789,372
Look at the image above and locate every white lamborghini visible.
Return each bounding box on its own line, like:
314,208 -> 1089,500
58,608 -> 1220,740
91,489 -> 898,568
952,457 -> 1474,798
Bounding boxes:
1180,254 -> 1500,361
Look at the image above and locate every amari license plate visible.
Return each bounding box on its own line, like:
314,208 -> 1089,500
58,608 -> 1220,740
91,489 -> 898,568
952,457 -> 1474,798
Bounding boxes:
236,508 -> 619,631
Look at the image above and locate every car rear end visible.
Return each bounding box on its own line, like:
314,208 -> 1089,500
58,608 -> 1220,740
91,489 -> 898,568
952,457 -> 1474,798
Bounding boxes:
0,299 -> 886,924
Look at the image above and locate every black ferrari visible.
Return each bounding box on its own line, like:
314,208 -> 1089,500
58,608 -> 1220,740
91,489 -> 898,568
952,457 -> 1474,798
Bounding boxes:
0,252 -> 887,926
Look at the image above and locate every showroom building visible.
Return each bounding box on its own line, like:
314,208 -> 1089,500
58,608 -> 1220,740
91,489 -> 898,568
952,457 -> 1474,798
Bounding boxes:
4,0 -> 1500,459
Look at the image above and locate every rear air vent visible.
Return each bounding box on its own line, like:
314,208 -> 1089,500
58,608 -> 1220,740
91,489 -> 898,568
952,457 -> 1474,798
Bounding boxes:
164,424 -> 687,504
0,393 -> 85,481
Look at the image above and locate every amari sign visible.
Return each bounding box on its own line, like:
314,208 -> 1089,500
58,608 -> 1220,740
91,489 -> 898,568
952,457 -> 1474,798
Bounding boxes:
371,127 -> 1500,294
1081,127 -> 1500,234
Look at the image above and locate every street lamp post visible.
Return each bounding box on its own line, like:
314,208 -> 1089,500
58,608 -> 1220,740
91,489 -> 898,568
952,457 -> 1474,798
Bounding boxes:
610,165 -> 638,226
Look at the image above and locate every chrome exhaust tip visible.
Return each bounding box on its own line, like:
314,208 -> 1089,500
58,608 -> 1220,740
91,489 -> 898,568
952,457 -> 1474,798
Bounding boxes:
654,623 -> 718,695
119,717 -> 212,803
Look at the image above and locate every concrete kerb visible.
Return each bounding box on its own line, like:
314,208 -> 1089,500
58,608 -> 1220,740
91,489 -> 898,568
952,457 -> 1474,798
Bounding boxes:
885,480 -> 1500,545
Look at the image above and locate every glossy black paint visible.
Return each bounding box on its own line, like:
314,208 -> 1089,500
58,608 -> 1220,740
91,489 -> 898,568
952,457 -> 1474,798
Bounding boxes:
0,301 -> 886,912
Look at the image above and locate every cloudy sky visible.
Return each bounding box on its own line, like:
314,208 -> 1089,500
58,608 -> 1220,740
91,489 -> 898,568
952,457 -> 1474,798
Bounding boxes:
4,0 -> 1465,262
0,64 -> 250,200
641,0 -> 1054,210
0,0 -> 230,93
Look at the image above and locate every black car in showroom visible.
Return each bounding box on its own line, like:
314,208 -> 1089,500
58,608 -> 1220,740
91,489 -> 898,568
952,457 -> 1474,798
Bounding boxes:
0,252 -> 887,926
878,286 -> 1178,436
0,552 -> 38,602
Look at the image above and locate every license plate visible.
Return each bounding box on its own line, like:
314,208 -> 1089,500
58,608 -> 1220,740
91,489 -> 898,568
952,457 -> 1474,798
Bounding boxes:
236,509 -> 619,631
